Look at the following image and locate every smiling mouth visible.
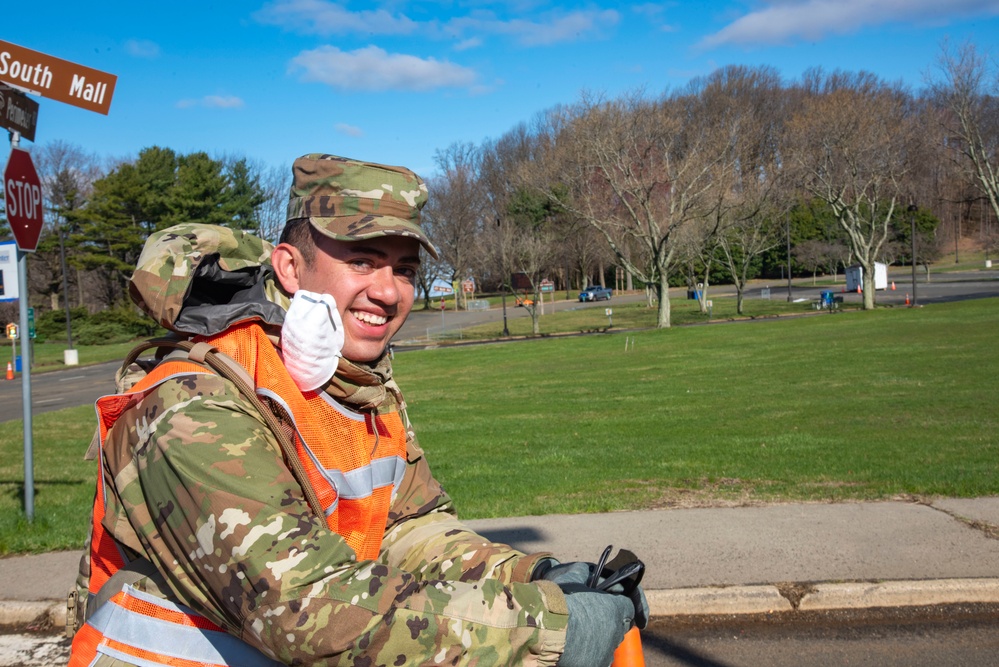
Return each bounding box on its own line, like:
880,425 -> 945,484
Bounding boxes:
351,310 -> 389,326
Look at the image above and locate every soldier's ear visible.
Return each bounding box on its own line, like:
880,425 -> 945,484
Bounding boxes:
271,243 -> 303,294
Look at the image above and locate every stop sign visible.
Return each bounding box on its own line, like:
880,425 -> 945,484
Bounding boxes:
4,148 -> 43,252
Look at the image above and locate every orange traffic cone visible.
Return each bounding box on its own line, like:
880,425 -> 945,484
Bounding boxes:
5,362 -> 13,381
905,293 -> 910,305
612,628 -> 645,667
856,285 -> 862,294
891,281 -> 896,291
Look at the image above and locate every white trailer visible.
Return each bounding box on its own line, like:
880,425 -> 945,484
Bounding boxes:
845,262 -> 888,291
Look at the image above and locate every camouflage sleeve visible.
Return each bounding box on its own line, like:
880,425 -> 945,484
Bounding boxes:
382,433 -> 553,585
102,373 -> 568,667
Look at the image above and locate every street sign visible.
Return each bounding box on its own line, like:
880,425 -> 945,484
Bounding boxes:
4,148 -> 44,252
0,40 -> 117,115
5,323 -> 17,340
0,83 -> 39,141
461,280 -> 475,293
27,307 -> 35,339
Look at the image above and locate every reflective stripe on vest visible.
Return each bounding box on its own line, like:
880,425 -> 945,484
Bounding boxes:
202,323 -> 409,560
71,584 -> 282,667
256,387 -> 407,515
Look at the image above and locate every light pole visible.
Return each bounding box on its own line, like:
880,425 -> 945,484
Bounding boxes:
496,216 -> 510,336
786,217 -> 793,302
908,204 -> 918,307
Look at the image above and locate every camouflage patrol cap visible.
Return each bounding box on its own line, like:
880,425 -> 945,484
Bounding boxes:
287,153 -> 439,259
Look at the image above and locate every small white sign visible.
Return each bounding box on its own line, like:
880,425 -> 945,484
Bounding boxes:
0,241 -> 18,301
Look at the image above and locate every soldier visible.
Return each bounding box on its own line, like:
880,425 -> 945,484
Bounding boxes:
68,153 -> 646,667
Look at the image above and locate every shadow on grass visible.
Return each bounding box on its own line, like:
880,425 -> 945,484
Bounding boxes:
1,479 -> 87,502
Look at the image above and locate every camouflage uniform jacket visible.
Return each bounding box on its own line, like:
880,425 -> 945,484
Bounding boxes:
79,225 -> 570,666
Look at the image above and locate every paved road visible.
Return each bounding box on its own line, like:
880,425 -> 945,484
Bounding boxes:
0,360 -> 119,423
641,604 -> 999,667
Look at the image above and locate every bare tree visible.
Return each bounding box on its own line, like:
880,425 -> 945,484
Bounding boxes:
787,70 -> 919,309
793,239 -> 840,284
255,161 -> 290,244
699,66 -> 788,314
509,225 -> 558,335
31,141 -> 103,314
674,214 -> 719,313
929,41 -> 999,237
534,91 -> 720,328
423,142 -> 485,298
412,215 -> 449,311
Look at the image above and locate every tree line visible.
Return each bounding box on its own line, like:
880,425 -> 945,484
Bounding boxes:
423,42 -> 998,330
2,40 -> 998,336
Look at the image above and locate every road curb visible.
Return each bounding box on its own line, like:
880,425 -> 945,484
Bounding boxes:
0,600 -> 64,629
649,578 -> 999,616
5,578 -> 999,629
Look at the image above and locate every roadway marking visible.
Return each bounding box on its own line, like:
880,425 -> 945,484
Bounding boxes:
35,398 -> 64,405
58,376 -> 86,381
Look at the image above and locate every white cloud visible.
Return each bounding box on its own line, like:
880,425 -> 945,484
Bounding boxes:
446,9 -> 620,46
253,0 -> 417,35
203,95 -> 245,108
289,45 -> 476,91
701,0 -> 999,48
335,122 -> 363,137
254,1 -> 619,47
124,39 -> 160,58
454,37 -> 483,52
175,95 -> 245,109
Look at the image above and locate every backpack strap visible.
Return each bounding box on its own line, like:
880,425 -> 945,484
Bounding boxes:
90,337 -> 325,522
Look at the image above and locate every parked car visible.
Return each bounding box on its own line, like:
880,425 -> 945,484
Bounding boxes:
578,285 -> 613,302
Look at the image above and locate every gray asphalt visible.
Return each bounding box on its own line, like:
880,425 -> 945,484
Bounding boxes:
2,497 -> 999,627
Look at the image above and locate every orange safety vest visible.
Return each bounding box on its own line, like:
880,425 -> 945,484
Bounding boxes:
70,322 -> 409,667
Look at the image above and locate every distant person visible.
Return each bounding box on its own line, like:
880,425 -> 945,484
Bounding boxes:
68,153 -> 647,666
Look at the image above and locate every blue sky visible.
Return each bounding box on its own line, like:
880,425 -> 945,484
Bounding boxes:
4,1 -> 999,179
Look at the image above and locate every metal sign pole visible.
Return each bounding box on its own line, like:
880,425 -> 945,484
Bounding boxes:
17,246 -> 33,521
8,130 -> 34,521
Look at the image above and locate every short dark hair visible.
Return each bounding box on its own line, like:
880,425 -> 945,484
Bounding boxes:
278,218 -> 320,265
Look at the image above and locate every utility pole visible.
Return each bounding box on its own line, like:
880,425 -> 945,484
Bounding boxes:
786,217 -> 793,302
909,204 -> 918,307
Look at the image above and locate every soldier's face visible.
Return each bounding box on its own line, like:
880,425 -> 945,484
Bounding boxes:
298,235 -> 420,362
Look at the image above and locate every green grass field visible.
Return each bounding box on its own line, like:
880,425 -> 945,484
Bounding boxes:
396,298 -> 999,517
1,297 -> 996,554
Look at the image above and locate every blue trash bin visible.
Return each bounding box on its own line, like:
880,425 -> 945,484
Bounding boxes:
820,291 -> 834,307
15,355 -> 21,372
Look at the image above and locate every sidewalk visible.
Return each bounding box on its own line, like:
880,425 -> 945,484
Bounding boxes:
2,498 -> 999,627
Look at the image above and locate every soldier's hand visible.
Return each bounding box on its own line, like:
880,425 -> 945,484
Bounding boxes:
533,560 -> 593,586
628,582 -> 650,630
557,586 -> 634,667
